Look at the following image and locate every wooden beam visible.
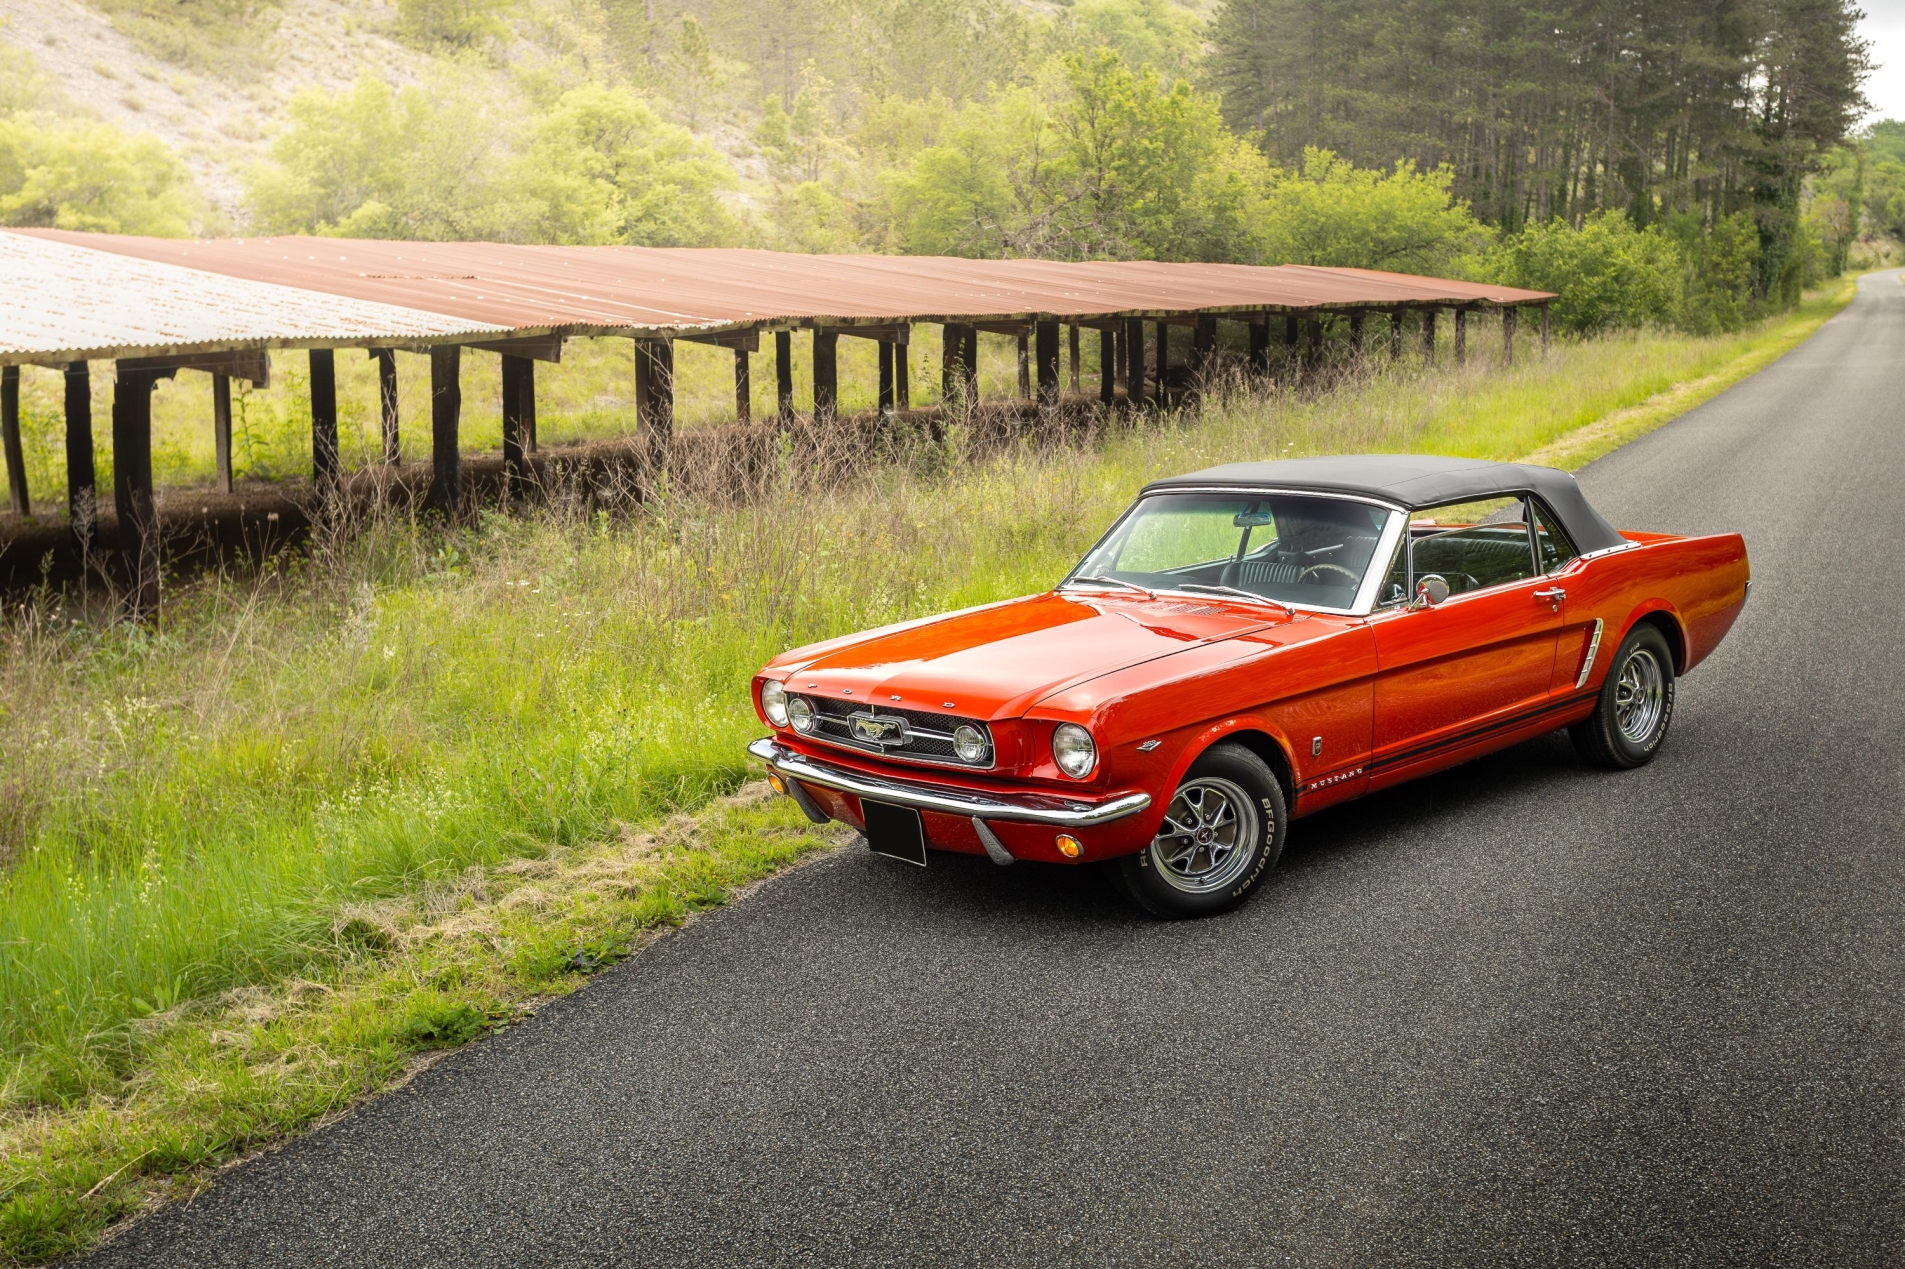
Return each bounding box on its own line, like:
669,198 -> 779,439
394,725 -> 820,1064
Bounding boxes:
812,329 -> 838,423
1100,327 -> 1116,404
501,353 -> 530,504
112,365 -> 163,615
468,335 -> 563,363
120,348 -> 268,386
371,349 -> 399,463
64,362 -> 95,550
682,329 -> 761,352
212,372 -> 234,493
833,325 -> 910,345
309,349 -> 339,513
635,339 -> 674,439
1035,320 -> 1060,409
734,347 -> 751,423
1503,306 -> 1518,367
1,365 -> 26,516
1454,308 -> 1468,365
429,345 -> 461,515
776,331 -> 794,422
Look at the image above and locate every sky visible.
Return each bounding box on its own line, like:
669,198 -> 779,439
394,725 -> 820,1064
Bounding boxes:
1861,1 -> 1905,123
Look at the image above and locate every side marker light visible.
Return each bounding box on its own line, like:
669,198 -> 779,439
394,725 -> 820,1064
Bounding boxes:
1056,834 -> 1083,859
766,771 -> 788,795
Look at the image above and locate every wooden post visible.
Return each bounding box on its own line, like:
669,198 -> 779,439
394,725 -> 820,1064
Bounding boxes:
1541,304 -> 1551,353
733,348 -> 750,423
211,372 -> 234,493
773,331 -> 794,423
1348,311 -> 1365,359
941,324 -> 962,402
309,349 -> 339,515
112,365 -> 162,615
1305,317 -> 1323,372
1016,329 -> 1030,400
1192,317 -> 1216,391
962,326 -> 978,401
878,340 -> 895,416
1422,309 -> 1437,365
635,339 -> 675,440
522,358 -> 537,455
1503,307 -> 1518,367
1068,323 -> 1080,392
1,365 -> 27,516
1099,327 -> 1116,404
64,362 -> 95,550
501,353 -> 528,505
429,345 -> 461,516
1454,309 -> 1468,364
894,337 -> 910,411
1153,320 -> 1168,401
371,349 -> 399,464
1284,315 -> 1300,378
1124,318 -> 1146,408
1248,316 -> 1270,379
1389,311 -> 1404,360
812,329 -> 838,422
1035,320 -> 1060,410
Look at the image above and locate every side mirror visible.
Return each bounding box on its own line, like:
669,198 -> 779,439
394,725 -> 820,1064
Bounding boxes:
1412,574 -> 1450,609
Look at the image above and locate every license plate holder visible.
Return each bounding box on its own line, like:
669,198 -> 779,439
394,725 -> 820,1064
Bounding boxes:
862,799 -> 927,867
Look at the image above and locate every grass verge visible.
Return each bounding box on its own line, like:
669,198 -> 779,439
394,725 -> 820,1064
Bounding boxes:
0,279 -> 1857,1263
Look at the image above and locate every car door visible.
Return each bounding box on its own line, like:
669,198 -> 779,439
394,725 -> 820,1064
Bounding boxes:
1367,495 -> 1565,787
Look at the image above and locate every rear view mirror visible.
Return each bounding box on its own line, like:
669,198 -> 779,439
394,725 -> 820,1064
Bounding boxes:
1412,575 -> 1450,609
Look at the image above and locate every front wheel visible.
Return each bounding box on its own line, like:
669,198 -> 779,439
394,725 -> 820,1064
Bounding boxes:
1570,623 -> 1676,769
1114,743 -> 1286,919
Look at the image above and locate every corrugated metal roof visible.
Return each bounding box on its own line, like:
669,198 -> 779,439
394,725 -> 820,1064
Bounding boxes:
0,231 -> 509,365
12,231 -> 1552,352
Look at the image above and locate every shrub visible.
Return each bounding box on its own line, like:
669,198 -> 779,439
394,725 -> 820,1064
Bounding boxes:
0,115 -> 198,235
1486,212 -> 1683,335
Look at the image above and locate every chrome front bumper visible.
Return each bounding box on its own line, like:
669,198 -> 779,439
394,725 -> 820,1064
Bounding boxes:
747,737 -> 1152,828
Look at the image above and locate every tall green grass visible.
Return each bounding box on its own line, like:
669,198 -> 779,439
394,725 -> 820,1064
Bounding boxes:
0,294 -> 1847,1114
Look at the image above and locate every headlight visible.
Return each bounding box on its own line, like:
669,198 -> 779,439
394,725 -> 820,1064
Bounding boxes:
787,695 -> 816,733
760,680 -> 789,727
1052,723 -> 1096,779
952,723 -> 988,764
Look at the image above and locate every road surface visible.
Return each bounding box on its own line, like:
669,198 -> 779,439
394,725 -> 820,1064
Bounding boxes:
83,273 -> 1905,1266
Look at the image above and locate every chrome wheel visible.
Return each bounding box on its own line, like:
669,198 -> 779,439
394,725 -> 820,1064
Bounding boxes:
1614,647 -> 1665,743
1148,776 -> 1262,895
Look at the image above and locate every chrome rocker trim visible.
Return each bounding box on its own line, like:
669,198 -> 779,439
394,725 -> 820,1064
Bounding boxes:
748,738 -> 1153,828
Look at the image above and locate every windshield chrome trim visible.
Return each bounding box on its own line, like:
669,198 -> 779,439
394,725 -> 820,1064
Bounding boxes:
1060,486 -> 1409,620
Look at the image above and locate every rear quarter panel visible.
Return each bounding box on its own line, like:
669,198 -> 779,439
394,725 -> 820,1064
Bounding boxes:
1557,532 -> 1749,689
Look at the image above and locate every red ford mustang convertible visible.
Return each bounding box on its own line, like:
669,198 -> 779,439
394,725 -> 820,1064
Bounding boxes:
749,456 -> 1749,917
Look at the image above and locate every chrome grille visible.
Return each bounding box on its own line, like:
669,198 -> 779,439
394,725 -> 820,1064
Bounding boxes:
798,696 -> 995,769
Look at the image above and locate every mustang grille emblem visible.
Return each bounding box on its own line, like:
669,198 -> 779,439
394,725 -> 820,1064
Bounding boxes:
847,711 -> 910,747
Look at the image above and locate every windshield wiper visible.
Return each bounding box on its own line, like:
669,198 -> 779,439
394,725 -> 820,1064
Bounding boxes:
1064,574 -> 1154,597
1176,583 -> 1296,615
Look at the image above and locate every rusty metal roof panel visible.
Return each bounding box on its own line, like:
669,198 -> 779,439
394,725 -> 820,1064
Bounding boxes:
16,232 -> 1552,344
0,231 -> 509,365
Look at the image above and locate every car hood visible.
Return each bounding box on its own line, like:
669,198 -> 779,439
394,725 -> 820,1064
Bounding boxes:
768,590 -> 1287,719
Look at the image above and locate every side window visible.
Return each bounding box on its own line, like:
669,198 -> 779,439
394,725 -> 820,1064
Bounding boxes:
1530,499 -> 1579,573
1409,497 -> 1537,595
1375,534 -> 1409,608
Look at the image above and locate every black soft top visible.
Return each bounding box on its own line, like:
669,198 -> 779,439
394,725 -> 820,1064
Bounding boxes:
1142,455 -> 1626,554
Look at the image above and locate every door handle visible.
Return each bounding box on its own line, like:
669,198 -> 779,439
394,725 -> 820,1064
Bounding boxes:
1533,586 -> 1565,608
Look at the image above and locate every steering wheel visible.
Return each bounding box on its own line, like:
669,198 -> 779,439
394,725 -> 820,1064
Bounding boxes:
1298,562 -> 1359,586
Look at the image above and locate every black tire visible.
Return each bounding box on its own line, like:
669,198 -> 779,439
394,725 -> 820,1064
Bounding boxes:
1114,742 -> 1286,919
1570,623 -> 1676,770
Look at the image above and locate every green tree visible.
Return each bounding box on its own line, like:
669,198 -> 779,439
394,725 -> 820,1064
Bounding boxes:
396,0 -> 510,48
1485,213 -> 1683,335
1050,0 -> 1201,81
0,116 -> 197,235
515,84 -> 738,245
668,15 -> 721,129
1254,148 -> 1490,274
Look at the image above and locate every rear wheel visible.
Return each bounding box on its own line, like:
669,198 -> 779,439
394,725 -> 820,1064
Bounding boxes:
1114,743 -> 1285,919
1570,623 -> 1676,769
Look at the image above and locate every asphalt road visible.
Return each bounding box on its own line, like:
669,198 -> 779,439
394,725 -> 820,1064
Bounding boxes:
84,275 -> 1905,1267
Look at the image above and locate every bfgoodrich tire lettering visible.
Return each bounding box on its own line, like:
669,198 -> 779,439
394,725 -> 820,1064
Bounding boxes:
1114,742 -> 1286,919
1570,623 -> 1676,770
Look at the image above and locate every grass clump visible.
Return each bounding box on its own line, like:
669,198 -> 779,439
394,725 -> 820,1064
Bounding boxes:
0,280 -> 1853,1263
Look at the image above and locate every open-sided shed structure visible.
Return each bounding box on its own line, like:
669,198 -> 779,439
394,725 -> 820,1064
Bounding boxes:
0,228 -> 1553,609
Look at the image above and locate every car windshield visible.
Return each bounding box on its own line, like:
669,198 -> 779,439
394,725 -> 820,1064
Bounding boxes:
1067,492 -> 1398,611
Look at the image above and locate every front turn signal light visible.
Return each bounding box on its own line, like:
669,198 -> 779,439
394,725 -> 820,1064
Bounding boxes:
1056,834 -> 1082,859
766,770 -> 788,795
